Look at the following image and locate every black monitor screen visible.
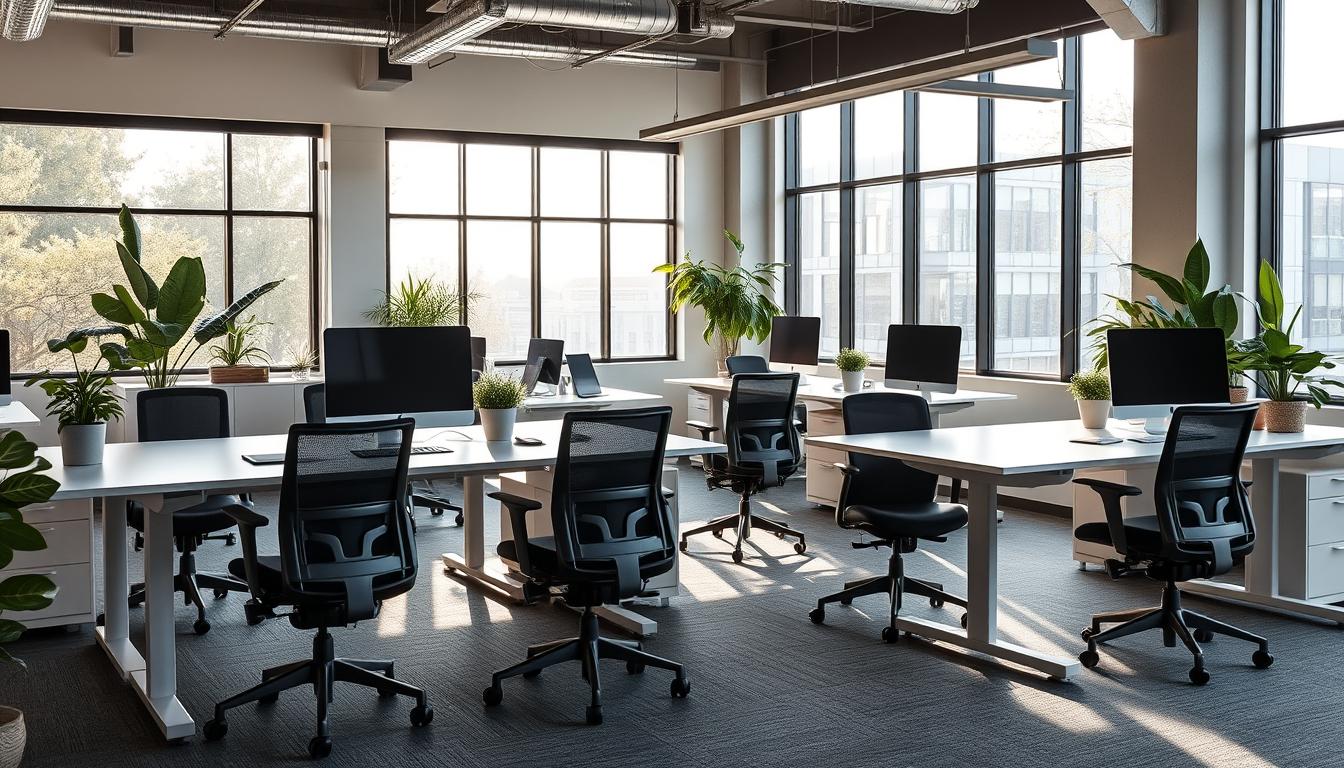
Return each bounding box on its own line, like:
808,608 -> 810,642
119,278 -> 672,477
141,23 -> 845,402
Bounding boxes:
1107,328 -> 1228,406
323,326 -> 473,417
522,338 -> 565,391
0,329 -> 9,400
769,316 -> 821,366
884,324 -> 962,386
470,336 -> 486,372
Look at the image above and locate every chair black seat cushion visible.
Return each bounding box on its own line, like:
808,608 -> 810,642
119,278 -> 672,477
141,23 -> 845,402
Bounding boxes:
1075,516 -> 1251,574
1075,517 -> 1164,554
497,537 -> 673,582
230,554 -> 409,629
128,495 -> 248,538
230,554 -> 284,594
841,502 -> 968,540
705,454 -> 800,486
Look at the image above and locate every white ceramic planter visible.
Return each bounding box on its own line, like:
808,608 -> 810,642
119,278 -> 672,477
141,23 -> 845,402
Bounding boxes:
480,408 -> 518,442
59,422 -> 107,466
0,706 -> 25,768
1076,399 -> 1111,430
840,369 -> 865,393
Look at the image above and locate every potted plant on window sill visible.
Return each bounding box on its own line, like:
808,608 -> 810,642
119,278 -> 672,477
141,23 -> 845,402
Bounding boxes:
286,343 -> 319,382
835,348 -> 870,393
26,329 -> 126,466
474,372 -> 527,442
1068,369 -> 1112,429
208,316 -> 270,384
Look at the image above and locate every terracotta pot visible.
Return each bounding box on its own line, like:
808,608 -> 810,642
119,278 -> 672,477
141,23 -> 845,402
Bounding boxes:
1228,386 -> 1266,431
1261,400 -> 1308,433
0,706 -> 25,768
209,365 -> 270,384
1076,399 -> 1111,429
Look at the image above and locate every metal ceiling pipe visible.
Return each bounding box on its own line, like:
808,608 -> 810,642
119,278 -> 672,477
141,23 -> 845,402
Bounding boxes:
812,0 -> 977,11
1,0 -> 55,41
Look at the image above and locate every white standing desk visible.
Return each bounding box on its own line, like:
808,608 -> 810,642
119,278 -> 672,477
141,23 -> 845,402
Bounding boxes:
807,419 -> 1344,681
0,400 -> 39,427
41,421 -> 724,742
522,386 -> 661,415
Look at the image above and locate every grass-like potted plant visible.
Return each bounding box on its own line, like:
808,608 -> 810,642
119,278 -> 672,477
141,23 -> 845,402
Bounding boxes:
835,348 -> 870,393
1068,369 -> 1112,429
364,276 -> 481,327
26,329 -> 126,466
286,343 -> 319,382
208,316 -> 270,384
473,372 -> 527,442
654,231 -> 785,377
0,429 -> 62,768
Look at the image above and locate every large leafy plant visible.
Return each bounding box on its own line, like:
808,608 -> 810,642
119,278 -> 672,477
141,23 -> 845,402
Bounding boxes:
86,205 -> 283,388
654,230 -> 785,358
1240,260 -> 1344,405
0,430 -> 62,666
364,276 -> 482,327
26,328 -> 125,430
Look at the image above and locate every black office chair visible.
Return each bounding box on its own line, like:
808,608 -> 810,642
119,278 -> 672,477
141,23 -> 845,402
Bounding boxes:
205,418 -> 433,758
725,355 -> 769,375
303,383 -> 463,527
485,407 -> 690,725
125,388 -> 251,635
1074,403 -> 1273,685
682,372 -> 806,563
808,393 -> 968,641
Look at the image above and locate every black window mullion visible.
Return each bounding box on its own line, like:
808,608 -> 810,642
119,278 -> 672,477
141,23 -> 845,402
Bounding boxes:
530,147 -> 542,339
975,75 -> 994,374
784,113 -> 801,316
458,143 -> 471,326
1060,35 -> 1082,379
600,151 -> 612,361
839,102 -> 856,350
903,91 -> 919,325
223,132 -> 235,308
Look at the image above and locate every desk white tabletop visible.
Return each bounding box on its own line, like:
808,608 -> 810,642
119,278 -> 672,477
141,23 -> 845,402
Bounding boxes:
666,376 -> 1015,407
0,400 -> 39,426
523,386 -> 661,410
43,420 -> 723,501
807,419 -> 1344,477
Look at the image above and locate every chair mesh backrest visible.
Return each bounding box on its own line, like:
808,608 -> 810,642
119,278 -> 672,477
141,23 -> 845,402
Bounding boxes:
303,383 -> 326,423
137,387 -> 230,441
277,418 -> 416,621
725,373 -> 801,481
839,392 -> 937,511
726,355 -> 770,375
1153,404 -> 1259,573
550,407 -> 674,598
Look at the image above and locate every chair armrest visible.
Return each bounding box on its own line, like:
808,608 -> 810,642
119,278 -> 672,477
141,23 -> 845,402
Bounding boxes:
685,420 -> 719,438
1072,478 -> 1142,555
832,462 -> 859,477
489,491 -> 543,513
222,503 -> 269,600
490,491 -> 543,585
831,463 -> 860,528
223,503 -> 270,529
1072,477 -> 1142,497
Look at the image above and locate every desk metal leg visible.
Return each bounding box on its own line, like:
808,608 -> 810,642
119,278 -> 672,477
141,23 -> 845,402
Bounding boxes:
441,474 -> 526,600
95,495 -> 143,679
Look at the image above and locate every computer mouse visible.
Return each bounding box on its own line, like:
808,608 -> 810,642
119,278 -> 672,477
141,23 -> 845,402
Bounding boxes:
513,436 -> 544,446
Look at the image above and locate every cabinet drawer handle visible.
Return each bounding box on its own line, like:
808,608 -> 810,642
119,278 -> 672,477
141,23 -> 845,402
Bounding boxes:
1332,546 -> 1344,552
1331,477 -> 1344,483
34,527 -> 57,533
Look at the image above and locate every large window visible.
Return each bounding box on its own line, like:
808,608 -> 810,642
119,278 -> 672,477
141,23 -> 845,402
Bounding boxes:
386,131 -> 675,363
0,113 -> 319,375
784,31 -> 1134,379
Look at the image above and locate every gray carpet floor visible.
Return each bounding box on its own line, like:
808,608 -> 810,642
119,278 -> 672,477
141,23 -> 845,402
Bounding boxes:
5,460 -> 1342,767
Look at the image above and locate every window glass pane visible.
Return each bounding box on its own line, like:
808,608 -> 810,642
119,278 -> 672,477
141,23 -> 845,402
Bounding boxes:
1080,157 -> 1133,367
918,175 -> 976,368
609,151 -> 668,219
918,92 -> 978,172
1081,30 -> 1135,151
466,144 -> 531,216
388,140 -> 459,215
610,224 -> 670,358
994,59 -> 1063,161
798,104 -> 841,186
232,216 -> 310,361
540,147 -> 600,218
854,93 -> 902,180
798,190 -> 841,358
389,218 -> 460,285
232,134 -> 311,211
1281,0 -> 1344,126
540,222 -> 601,354
854,184 -> 901,358
467,220 -> 531,359
992,165 -> 1061,374
1280,132 -> 1344,386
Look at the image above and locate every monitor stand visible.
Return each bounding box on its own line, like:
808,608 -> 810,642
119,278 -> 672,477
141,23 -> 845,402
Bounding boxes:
1143,416 -> 1168,435
530,382 -> 559,398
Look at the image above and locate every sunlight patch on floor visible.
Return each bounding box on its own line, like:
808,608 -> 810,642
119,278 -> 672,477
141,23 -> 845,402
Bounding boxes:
376,593 -> 408,638
1116,702 -> 1278,768
1008,683 -> 1113,734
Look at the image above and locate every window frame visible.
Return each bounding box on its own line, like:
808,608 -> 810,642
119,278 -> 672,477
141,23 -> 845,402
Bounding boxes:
0,109 -> 322,378
384,128 -> 678,365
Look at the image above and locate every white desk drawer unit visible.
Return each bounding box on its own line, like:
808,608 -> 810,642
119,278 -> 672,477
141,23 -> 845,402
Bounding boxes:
0,499 -> 96,630
805,408 -> 845,507
1280,460 -> 1344,602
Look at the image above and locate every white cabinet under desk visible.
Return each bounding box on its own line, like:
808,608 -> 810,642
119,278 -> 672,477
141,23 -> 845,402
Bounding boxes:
1278,458 -> 1344,603
1,499 -> 96,631
116,376 -> 319,440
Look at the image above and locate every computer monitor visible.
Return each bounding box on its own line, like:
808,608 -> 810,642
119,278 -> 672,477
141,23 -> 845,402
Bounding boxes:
1107,327 -> 1229,432
521,338 -> 564,395
884,324 -> 962,397
322,326 -> 475,429
470,336 -> 486,372
0,330 -> 10,406
769,316 -> 821,370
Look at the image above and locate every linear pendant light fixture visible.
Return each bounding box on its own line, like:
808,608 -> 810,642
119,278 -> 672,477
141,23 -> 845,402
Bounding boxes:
915,79 -> 1073,103
639,37 -> 1057,142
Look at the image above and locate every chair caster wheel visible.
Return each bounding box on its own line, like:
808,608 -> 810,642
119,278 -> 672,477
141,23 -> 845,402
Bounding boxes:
711,530 -> 723,539
679,540 -> 688,552
840,598 -> 852,606
260,692 -> 279,705
960,614 -> 968,629
455,512 -> 464,526
225,534 -> 237,546
626,661 -> 645,675
809,607 -> 825,624
483,685 -> 503,706
522,670 -> 541,679
410,704 -> 434,726
1080,628 -> 1094,642
1189,666 -> 1210,686
1252,649 -> 1274,669
213,588 -> 229,600
881,626 -> 899,644
244,603 -> 268,626
1079,649 -> 1099,669
793,541 -> 806,555
731,549 -> 744,564
308,736 -> 332,759
670,677 -> 690,698
95,613 -> 105,627
193,619 -> 211,635
929,597 -> 945,608
203,718 -> 227,741
1194,628 -> 1213,643
430,508 -> 444,517
585,705 -> 603,725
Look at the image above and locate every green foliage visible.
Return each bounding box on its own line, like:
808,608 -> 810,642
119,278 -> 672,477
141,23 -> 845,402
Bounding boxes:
834,347 -> 870,372
364,277 -> 481,328
0,430 -> 60,667
1238,261 -> 1344,405
286,342 -> 319,372
653,231 -> 785,352
25,327 -> 125,430
1067,369 -> 1112,401
472,372 -> 527,410
209,316 -> 271,367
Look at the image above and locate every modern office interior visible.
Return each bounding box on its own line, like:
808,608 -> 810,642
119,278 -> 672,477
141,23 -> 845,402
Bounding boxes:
1,0 -> 1343,765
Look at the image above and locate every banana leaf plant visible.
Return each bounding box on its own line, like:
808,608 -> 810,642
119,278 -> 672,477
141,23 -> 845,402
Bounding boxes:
1238,260 -> 1344,406
80,205 -> 283,388
0,430 -> 62,666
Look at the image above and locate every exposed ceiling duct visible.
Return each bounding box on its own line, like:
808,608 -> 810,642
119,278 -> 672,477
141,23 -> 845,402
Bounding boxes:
1085,0 -> 1165,39
812,0 -> 977,12
1,0 -> 56,40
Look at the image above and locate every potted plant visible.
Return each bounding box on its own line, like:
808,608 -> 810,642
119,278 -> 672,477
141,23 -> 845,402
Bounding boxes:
208,316 -> 270,384
0,429 -> 62,768
1240,261 -> 1344,433
473,372 -> 527,442
286,343 -> 319,382
655,231 -> 785,377
364,276 -> 481,327
835,348 -> 870,393
1067,369 -> 1112,429
26,329 -> 126,466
